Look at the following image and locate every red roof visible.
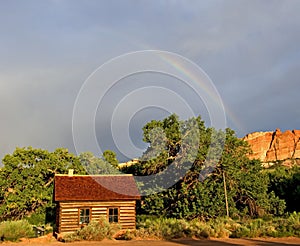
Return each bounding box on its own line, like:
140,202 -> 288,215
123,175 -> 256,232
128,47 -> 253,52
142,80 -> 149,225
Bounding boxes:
54,175 -> 141,201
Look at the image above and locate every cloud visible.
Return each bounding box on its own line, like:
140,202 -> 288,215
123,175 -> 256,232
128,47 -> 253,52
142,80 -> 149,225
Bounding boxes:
0,1 -> 300,162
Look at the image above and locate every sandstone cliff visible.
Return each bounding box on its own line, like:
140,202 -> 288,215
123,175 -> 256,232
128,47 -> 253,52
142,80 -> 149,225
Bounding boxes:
243,129 -> 300,166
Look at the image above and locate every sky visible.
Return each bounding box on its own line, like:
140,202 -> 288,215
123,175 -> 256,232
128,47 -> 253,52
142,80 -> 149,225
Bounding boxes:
1,0 -> 300,162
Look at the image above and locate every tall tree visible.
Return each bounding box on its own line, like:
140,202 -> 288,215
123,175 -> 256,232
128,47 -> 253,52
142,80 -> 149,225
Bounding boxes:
102,150 -> 119,168
79,151 -> 120,175
126,115 -> 286,219
0,147 -> 85,221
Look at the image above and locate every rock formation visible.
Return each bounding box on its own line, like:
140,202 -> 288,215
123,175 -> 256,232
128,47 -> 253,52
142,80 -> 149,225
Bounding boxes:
243,129 -> 300,166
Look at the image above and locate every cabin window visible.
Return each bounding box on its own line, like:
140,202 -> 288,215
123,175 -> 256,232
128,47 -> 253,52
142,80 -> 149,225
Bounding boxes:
108,208 -> 119,223
79,208 -> 90,224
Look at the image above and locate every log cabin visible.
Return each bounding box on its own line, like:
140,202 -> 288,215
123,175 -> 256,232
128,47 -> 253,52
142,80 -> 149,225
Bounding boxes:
54,173 -> 141,233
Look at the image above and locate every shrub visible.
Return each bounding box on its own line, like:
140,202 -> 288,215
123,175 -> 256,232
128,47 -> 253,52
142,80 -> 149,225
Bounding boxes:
24,212 -> 53,234
115,230 -> 136,240
160,218 -> 190,239
0,220 -> 34,242
207,218 -> 232,238
231,213 -> 300,238
62,217 -> 120,242
136,216 -> 233,239
273,212 -> 300,237
135,214 -> 300,239
136,217 -> 189,239
189,219 -> 210,238
287,212 -> 300,235
24,212 -> 46,226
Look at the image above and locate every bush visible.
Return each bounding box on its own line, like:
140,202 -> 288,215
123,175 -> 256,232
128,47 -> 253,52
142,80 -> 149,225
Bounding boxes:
115,230 -> 136,240
287,212 -> 300,235
62,217 -> 120,242
159,218 -> 190,239
136,217 -> 189,239
272,212 -> 300,237
0,220 -> 34,242
61,214 -> 300,241
207,217 -> 232,238
135,214 -> 300,239
24,212 -> 53,234
189,219 -> 210,238
231,213 -> 300,238
136,217 -> 209,239
24,212 -> 46,226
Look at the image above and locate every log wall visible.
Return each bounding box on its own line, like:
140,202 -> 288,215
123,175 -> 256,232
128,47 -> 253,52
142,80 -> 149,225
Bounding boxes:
57,200 -> 136,233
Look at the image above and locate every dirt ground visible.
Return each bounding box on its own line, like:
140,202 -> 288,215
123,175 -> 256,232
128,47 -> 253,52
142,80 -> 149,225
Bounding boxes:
3,234 -> 300,246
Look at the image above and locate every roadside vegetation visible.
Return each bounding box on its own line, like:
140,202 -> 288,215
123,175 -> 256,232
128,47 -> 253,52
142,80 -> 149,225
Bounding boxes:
0,220 -> 34,242
61,218 -> 120,242
59,213 -> 300,242
0,114 -> 299,242
133,213 -> 300,239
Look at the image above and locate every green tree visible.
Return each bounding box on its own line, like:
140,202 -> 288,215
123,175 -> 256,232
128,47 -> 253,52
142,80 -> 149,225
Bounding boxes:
129,115 -> 285,219
0,147 -> 85,222
267,165 -> 300,212
79,152 -> 120,175
102,150 -> 119,168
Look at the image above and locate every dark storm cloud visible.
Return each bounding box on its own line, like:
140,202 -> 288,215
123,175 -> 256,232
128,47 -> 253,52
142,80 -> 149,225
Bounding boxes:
0,0 -> 299,162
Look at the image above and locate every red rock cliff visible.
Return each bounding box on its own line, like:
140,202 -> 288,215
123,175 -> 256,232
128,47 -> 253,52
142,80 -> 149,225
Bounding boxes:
243,129 -> 300,166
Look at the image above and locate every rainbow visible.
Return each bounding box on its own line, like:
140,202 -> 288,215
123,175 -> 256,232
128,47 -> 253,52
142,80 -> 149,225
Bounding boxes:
158,51 -> 245,134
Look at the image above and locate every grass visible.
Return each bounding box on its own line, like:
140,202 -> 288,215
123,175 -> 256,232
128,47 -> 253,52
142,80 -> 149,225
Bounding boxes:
1,212 -> 299,242
0,220 -> 34,242
133,212 -> 300,240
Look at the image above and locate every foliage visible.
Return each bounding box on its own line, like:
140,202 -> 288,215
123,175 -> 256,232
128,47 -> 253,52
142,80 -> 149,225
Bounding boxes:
103,150 -> 119,168
233,212 -> 300,238
0,147 -> 86,222
133,214 -> 300,239
0,113 -> 297,236
267,165 -> 300,212
125,114 -> 285,219
61,218 -> 120,242
79,152 -> 121,175
0,220 -> 34,242
24,212 -> 46,226
0,148 -> 121,223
